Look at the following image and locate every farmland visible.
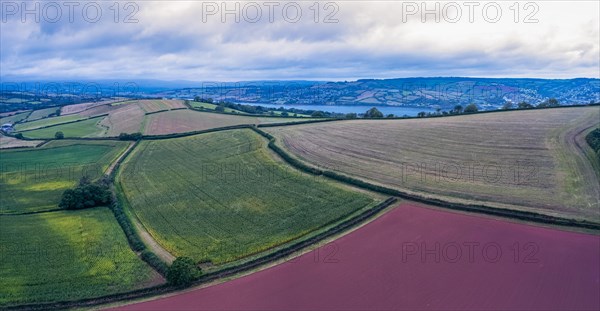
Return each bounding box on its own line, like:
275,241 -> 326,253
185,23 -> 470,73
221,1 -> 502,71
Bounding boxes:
188,101 -> 247,114
98,103 -> 147,136
265,107 -> 600,221
0,208 -> 159,306
0,112 -> 29,125
15,115 -> 86,131
116,203 -> 600,311
0,134 -> 43,149
25,107 -> 59,121
21,117 -> 107,139
143,109 -> 314,135
119,129 -> 378,264
0,140 -> 129,214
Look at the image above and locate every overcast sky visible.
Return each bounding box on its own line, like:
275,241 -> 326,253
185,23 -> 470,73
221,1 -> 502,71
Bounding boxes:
1,1 -> 598,81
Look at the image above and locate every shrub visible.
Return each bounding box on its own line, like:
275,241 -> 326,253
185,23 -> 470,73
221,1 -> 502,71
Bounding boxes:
59,176 -> 112,210
167,257 -> 201,287
463,104 -> 479,113
364,107 -> 383,118
118,132 -> 143,141
55,131 -> 64,139
14,133 -> 24,139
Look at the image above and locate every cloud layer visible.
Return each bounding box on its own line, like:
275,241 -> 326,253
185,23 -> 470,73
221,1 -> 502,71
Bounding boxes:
1,1 -> 599,81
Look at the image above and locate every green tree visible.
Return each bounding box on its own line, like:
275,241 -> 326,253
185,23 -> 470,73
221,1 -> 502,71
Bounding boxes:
386,114 -> 395,118
364,107 -> 384,118
311,111 -> 325,117
59,177 -> 111,210
417,111 -> 427,117
502,102 -> 514,110
345,113 -> 357,119
14,133 -> 24,139
215,104 -> 225,112
463,103 -> 478,113
167,257 -> 201,287
453,105 -> 463,114
517,101 -> 533,109
55,131 -> 64,139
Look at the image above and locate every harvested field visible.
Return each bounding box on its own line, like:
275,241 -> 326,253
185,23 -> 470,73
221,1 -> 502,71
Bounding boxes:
0,140 -> 129,214
0,110 -> 29,117
115,203 -> 600,311
265,107 -> 600,221
119,129 -> 378,264
134,100 -> 186,113
98,103 -> 146,136
0,208 -> 159,306
60,99 -> 124,115
77,104 -> 118,117
144,109 -> 314,135
0,134 -> 43,149
21,117 -> 107,139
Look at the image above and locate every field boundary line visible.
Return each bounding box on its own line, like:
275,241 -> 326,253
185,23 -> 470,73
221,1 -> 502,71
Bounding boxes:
249,127 -> 600,231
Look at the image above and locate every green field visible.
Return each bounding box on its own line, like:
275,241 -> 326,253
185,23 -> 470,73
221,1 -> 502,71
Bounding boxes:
119,129 -> 378,264
21,117 -> 107,139
0,140 -> 129,214
25,108 -> 59,121
0,112 -> 30,125
0,208 -> 158,306
15,115 -> 86,131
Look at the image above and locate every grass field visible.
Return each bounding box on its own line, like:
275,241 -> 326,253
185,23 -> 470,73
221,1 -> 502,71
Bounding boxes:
21,117 -> 107,139
143,109 -> 314,135
25,108 -> 59,121
265,107 -> 600,221
15,115 -> 86,131
0,208 -> 159,306
0,140 -> 129,214
0,112 -> 30,125
119,129 -> 378,264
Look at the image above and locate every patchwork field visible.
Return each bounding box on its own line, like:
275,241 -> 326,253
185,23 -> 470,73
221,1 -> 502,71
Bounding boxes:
188,102 -> 247,114
119,129 -> 378,264
265,107 -> 600,221
143,110 -> 313,135
60,99 -> 124,115
25,107 -> 59,121
0,112 -> 29,125
98,103 -> 147,136
0,134 -> 43,149
0,208 -> 159,306
21,117 -> 107,139
15,115 -> 86,131
0,140 -> 129,214
116,203 -> 600,311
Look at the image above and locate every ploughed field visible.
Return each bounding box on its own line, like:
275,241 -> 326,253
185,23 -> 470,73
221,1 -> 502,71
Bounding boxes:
265,107 -> 600,221
118,129 -> 379,264
0,140 -> 129,214
116,203 -> 600,311
15,100 -> 313,139
0,208 -> 159,306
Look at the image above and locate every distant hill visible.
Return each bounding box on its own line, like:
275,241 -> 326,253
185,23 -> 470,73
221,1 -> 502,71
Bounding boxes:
161,77 -> 600,110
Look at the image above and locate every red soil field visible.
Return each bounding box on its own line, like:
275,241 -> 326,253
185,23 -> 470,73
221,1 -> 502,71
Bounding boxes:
114,204 -> 600,311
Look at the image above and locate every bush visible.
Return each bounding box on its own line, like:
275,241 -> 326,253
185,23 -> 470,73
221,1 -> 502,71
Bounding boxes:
14,133 -> 24,139
118,132 -> 143,141
55,131 -> 64,139
364,107 -> 383,118
59,176 -> 112,210
167,257 -> 201,287
463,104 -> 478,113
